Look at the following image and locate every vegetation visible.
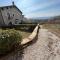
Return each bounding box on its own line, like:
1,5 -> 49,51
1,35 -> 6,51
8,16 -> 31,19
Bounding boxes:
43,24 -> 60,37
19,30 -> 31,38
0,24 -> 37,55
14,24 -> 36,38
11,24 -> 36,32
43,24 -> 60,29
0,29 -> 22,55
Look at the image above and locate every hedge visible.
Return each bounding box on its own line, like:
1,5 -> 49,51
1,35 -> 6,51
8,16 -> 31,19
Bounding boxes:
0,29 -> 22,55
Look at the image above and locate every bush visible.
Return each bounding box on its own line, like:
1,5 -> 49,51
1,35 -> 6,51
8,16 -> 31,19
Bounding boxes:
28,25 -> 36,32
0,29 -> 22,54
13,24 -> 36,32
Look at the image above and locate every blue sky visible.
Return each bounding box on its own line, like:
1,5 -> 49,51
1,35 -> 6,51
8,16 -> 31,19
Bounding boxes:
0,0 -> 60,18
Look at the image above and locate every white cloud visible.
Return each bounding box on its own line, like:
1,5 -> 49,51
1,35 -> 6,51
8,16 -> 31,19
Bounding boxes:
25,10 -> 60,18
19,0 -> 33,8
24,0 -> 60,13
16,0 -> 60,18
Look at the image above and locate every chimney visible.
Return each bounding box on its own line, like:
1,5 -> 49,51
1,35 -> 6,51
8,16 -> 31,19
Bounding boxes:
12,1 -> 14,5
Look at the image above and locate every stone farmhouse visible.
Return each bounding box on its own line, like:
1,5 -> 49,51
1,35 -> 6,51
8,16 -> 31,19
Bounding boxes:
0,2 -> 23,26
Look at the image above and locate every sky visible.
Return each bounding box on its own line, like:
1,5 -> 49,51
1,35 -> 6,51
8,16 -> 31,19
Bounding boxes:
0,0 -> 60,18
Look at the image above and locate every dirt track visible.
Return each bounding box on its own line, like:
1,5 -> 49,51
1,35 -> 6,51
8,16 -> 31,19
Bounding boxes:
22,26 -> 60,60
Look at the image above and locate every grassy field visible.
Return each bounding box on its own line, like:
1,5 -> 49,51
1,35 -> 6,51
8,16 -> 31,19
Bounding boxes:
43,24 -> 60,37
43,24 -> 60,29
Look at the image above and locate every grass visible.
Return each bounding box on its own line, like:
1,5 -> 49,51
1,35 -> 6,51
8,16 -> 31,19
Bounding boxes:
19,30 -> 31,39
43,24 -> 60,37
43,24 -> 60,29
14,27 -> 32,39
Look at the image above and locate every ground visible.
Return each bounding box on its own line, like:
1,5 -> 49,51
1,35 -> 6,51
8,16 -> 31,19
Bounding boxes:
22,25 -> 60,60
0,25 -> 60,60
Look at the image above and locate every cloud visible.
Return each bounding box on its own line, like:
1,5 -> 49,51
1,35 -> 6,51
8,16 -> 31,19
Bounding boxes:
14,0 -> 60,18
23,0 -> 60,14
19,0 -> 33,9
25,9 -> 60,18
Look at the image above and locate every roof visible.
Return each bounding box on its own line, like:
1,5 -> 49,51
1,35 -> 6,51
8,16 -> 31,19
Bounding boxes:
0,5 -> 22,14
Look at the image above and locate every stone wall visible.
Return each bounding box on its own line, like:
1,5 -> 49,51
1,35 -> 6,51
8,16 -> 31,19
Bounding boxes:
0,10 -> 5,26
1,6 -> 23,26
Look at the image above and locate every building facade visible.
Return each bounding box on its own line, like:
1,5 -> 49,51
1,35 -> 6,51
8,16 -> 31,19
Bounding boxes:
0,3 -> 23,26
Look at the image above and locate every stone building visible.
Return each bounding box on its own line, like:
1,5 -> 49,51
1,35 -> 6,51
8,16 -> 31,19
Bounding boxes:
0,2 -> 23,26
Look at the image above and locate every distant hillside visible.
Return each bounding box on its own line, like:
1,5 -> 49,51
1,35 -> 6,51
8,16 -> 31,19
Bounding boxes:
48,16 -> 60,23
32,16 -> 60,24
23,16 -> 60,24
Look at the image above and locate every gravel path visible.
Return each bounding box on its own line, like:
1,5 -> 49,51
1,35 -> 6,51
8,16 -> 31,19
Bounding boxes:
22,28 -> 60,60
1,27 -> 60,60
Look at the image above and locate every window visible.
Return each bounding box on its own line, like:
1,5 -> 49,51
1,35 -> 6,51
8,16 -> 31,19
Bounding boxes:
13,14 -> 14,16
15,19 -> 18,24
7,13 -> 10,19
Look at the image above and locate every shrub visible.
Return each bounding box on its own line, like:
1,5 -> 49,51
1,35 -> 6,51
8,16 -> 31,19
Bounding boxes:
0,29 -> 22,55
14,24 -> 36,32
28,25 -> 36,32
